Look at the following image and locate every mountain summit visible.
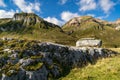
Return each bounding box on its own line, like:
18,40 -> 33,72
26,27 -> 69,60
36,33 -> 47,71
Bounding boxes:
0,12 -> 63,32
0,13 -> 60,30
12,13 -> 43,26
0,13 -> 73,45
63,16 -> 109,29
62,16 -> 120,47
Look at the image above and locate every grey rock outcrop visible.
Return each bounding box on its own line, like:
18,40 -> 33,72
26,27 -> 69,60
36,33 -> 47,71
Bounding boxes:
0,41 -> 117,80
0,13 -> 61,32
12,13 -> 43,26
115,26 -> 120,30
76,38 -> 102,47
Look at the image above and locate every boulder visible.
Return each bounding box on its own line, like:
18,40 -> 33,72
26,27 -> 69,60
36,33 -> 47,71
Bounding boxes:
115,26 -> 120,30
76,38 -> 102,47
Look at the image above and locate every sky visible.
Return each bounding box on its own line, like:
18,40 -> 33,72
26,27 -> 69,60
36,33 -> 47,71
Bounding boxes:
0,0 -> 120,26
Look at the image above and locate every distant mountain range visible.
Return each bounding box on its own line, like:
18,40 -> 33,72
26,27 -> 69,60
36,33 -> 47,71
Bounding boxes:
0,12 -> 120,47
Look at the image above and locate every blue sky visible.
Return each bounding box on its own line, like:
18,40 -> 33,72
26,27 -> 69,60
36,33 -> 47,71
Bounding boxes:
0,0 -> 120,26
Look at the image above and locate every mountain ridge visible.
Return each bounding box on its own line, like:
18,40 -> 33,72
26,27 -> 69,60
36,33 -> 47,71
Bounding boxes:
62,16 -> 120,47
0,13 -> 74,46
0,13 -> 120,47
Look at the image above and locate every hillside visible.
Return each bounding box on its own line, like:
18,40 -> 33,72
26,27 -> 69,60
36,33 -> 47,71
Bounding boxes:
0,13 -> 74,45
1,13 -> 120,47
62,16 -> 120,47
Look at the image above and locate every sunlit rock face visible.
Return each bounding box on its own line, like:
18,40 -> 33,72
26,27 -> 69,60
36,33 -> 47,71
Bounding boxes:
63,16 -> 93,27
12,13 -> 43,25
76,38 -> 102,47
0,12 -> 61,32
115,19 -> 120,24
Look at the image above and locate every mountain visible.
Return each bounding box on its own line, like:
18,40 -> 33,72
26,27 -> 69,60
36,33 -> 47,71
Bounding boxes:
0,13 -> 74,45
0,13 -> 63,34
62,16 -> 120,47
1,13 -> 120,47
0,13 -> 60,30
115,19 -> 120,24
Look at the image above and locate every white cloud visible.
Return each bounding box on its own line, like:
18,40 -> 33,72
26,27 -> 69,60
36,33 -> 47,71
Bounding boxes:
13,0 -> 40,13
0,0 -> 6,7
99,0 -> 115,13
87,14 -> 95,17
59,0 -> 67,5
44,11 -> 80,26
0,10 -> 16,18
61,11 -> 80,22
97,14 -> 109,19
78,0 -> 96,11
44,17 -> 64,26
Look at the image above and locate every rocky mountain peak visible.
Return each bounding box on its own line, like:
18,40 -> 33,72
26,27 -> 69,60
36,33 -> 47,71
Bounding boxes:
0,12 -> 61,32
64,16 -> 95,27
13,13 -> 42,21
63,16 -> 109,28
12,13 -> 43,25
115,19 -> 120,24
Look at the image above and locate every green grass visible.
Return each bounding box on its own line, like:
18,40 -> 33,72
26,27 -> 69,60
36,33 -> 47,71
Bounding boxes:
109,48 -> 120,53
23,62 -> 43,71
1,63 -> 20,77
61,54 -> 120,80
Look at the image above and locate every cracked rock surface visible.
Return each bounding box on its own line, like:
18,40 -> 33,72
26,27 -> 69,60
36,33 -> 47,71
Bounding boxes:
0,39 -> 117,80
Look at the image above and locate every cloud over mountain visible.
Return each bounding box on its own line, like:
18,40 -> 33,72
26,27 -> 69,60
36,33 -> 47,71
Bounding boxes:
13,0 -> 41,13
44,17 -> 64,26
0,10 -> 17,18
78,0 -> 97,11
61,11 -> 80,22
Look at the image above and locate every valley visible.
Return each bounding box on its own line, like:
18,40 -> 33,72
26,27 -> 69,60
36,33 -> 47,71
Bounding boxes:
0,13 -> 120,80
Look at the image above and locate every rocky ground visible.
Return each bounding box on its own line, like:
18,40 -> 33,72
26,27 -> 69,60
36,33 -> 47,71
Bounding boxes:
0,38 -> 117,80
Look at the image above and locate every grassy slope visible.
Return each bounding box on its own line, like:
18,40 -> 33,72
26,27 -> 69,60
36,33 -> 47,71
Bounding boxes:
0,17 -> 75,46
62,18 -> 120,47
61,50 -> 120,80
0,28 -> 75,46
